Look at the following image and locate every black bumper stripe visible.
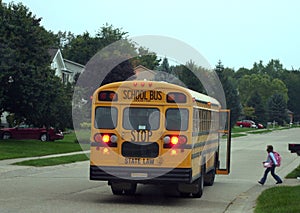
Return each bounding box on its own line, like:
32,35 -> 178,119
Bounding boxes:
90,166 -> 192,183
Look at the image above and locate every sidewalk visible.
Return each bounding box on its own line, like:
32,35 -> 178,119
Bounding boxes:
0,150 -> 90,175
225,155 -> 300,213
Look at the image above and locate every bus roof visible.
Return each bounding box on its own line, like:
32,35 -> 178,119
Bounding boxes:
96,80 -> 221,107
186,88 -> 220,106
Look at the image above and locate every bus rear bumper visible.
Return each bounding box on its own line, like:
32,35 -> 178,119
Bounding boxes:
90,166 -> 192,183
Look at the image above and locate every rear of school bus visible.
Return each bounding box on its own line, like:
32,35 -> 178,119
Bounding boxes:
90,81 -> 230,198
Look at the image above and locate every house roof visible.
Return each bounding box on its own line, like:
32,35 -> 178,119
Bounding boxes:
133,65 -> 157,80
63,59 -> 85,68
48,48 -> 59,61
134,65 -> 156,74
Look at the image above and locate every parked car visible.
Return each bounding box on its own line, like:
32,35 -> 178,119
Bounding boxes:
256,123 -> 264,129
236,120 -> 264,129
236,120 -> 257,128
0,124 -> 64,141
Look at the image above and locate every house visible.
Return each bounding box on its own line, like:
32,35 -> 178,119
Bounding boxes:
48,48 -> 85,84
133,65 -> 157,80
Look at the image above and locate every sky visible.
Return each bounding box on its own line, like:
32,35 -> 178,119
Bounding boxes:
4,0 -> 300,70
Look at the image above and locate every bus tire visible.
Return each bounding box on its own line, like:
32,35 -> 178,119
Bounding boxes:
111,183 -> 124,195
192,172 -> 204,198
180,192 -> 191,198
204,168 -> 216,186
124,183 -> 137,195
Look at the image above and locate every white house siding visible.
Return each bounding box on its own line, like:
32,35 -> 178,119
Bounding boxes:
64,59 -> 85,83
49,49 -> 84,84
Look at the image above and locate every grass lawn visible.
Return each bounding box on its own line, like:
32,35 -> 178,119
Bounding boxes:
255,185 -> 300,213
13,153 -> 89,167
231,126 -> 265,138
231,126 -> 254,133
231,126 -> 294,138
255,164 -> 300,213
0,132 -> 89,160
286,164 -> 300,178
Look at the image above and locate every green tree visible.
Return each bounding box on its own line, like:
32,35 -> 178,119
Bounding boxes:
96,23 -> 128,46
215,60 -> 241,127
237,74 -> 288,107
61,31 -> 99,65
281,70 -> 300,121
243,106 -> 255,120
55,30 -> 75,49
263,59 -> 285,79
62,23 -> 133,65
0,2 -> 71,128
252,60 -> 264,74
247,91 -> 266,124
100,59 -> 135,86
172,62 -> 205,93
130,47 -> 161,70
158,57 -> 171,73
234,67 -> 252,80
267,93 -> 288,125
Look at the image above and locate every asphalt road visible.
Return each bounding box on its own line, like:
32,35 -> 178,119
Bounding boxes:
0,128 -> 299,213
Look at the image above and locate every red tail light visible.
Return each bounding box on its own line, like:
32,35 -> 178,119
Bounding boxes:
163,135 -> 187,148
102,134 -> 110,143
94,133 -> 118,147
171,136 -> 179,145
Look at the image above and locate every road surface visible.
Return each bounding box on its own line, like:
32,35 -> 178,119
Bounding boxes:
0,128 -> 299,213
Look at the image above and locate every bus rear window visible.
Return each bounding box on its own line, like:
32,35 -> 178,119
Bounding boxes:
166,108 -> 188,131
95,107 -> 117,129
123,107 -> 160,130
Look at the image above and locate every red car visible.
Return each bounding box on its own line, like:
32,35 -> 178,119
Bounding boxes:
0,124 -> 64,141
236,120 -> 264,129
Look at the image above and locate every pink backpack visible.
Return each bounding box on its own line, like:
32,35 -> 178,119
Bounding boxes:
273,151 -> 281,167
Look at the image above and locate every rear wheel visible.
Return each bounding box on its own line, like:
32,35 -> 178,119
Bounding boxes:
110,182 -> 137,195
204,168 -> 216,186
204,155 -> 217,186
111,185 -> 124,195
124,183 -> 137,195
40,133 -> 48,142
2,132 -> 11,140
180,192 -> 191,198
192,173 -> 204,198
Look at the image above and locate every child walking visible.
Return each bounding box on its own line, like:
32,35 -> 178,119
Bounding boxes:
258,145 -> 282,185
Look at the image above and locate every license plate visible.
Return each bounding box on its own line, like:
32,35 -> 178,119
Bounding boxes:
131,173 -> 148,178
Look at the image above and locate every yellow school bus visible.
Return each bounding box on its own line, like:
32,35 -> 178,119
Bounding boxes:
90,80 -> 231,198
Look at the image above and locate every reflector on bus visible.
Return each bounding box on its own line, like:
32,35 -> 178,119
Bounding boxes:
98,91 -> 118,101
166,92 -> 187,103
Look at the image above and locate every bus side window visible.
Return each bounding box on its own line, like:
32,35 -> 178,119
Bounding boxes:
193,109 -> 199,132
